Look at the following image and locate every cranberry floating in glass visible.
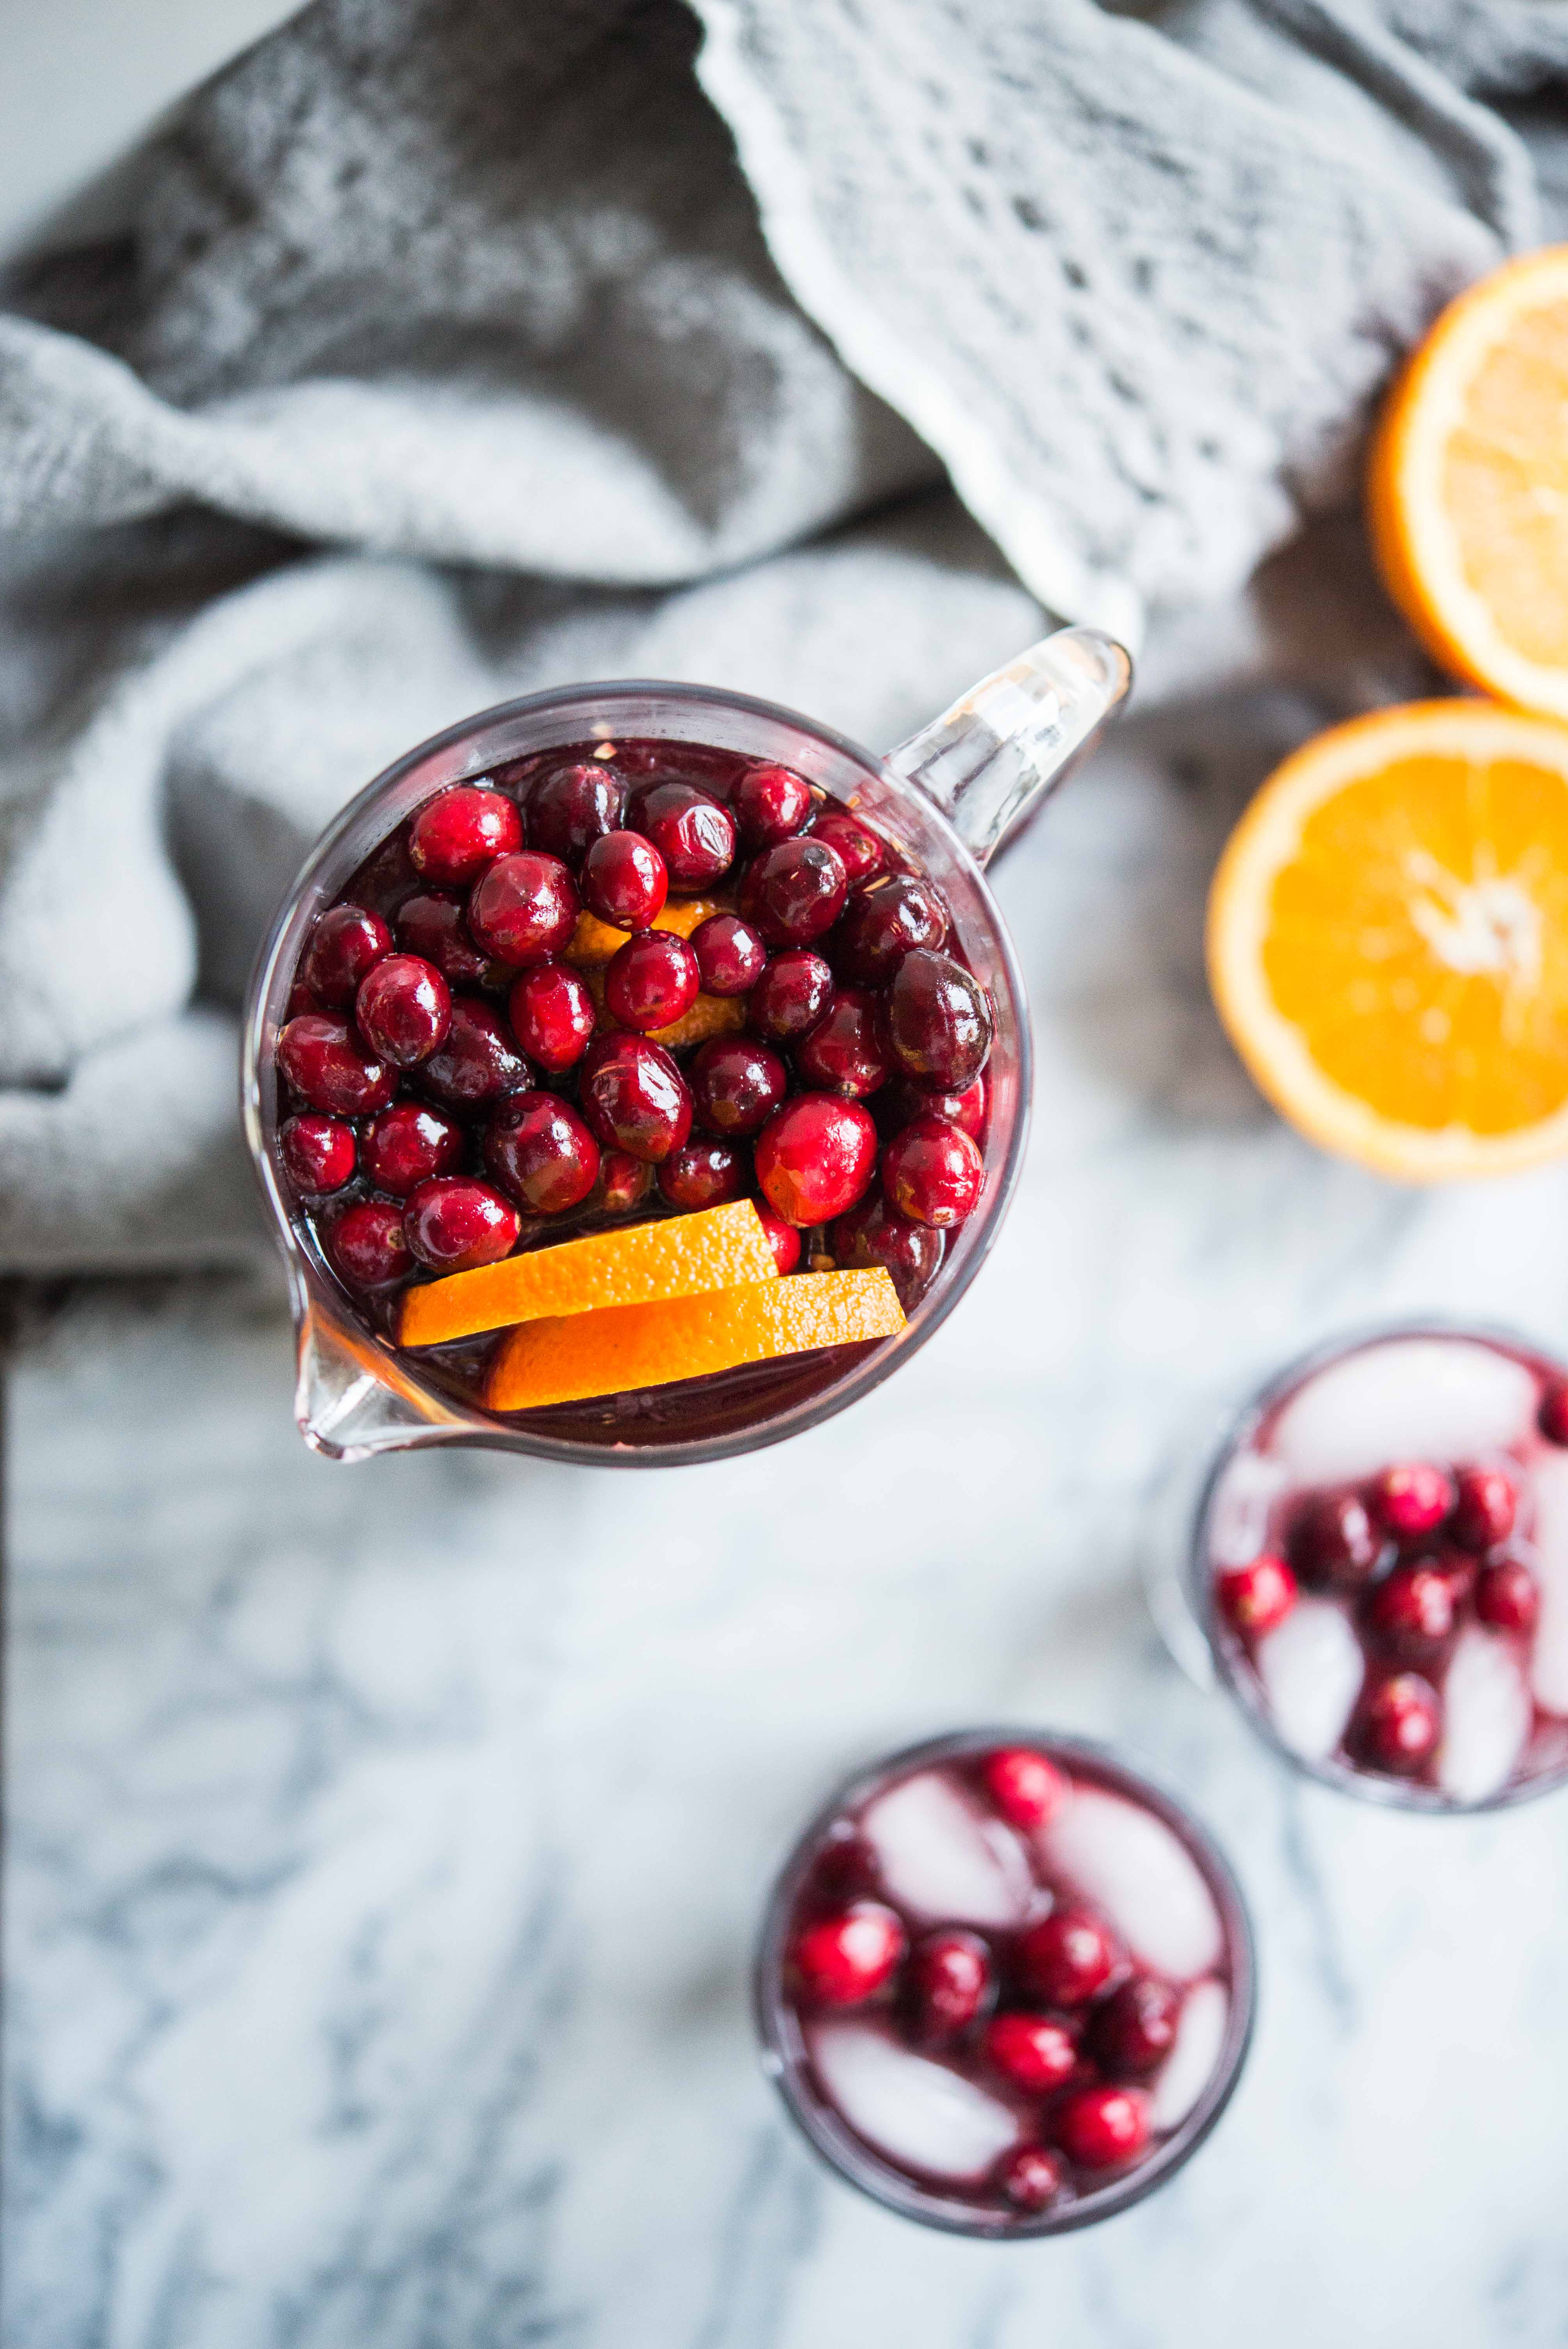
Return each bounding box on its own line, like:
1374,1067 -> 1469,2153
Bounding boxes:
1181,1323 -> 1568,1811
754,1730 -> 1254,2237
243,633 -> 1130,1463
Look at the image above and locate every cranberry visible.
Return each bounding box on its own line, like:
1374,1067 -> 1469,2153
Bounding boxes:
1359,1672 -> 1441,1771
1452,1464 -> 1518,1551
1366,1563 -> 1457,1659
1289,1490 -> 1386,1592
658,1139 -> 746,1211
1018,1909 -> 1122,2006
810,809 -> 885,889
362,1100 -> 465,1197
506,961 -> 596,1071
279,1112 -> 356,1197
738,836 -> 848,945
832,877 -> 948,984
905,1930 -> 994,2046
755,1094 -> 878,1227
355,954 -> 451,1067
690,913 -> 767,996
690,1036 -> 789,1139
581,830 -> 668,929
277,1014 -> 397,1117
1436,1549 -> 1479,1606
600,1150 -> 654,1214
881,1116 -> 984,1228
998,2146 -> 1064,2211
880,1073 -> 986,1140
483,1092 -> 601,1215
983,2012 -> 1080,2094
796,988 -> 893,1097
526,759 -> 625,860
1475,1557 -> 1541,1634
1090,1978 -> 1181,2078
884,949 -> 994,1092
749,950 -> 835,1042
326,1199 -> 413,1291
1215,1552 -> 1298,1638
409,785 -> 521,884
300,902 -> 392,1008
830,1192 -> 944,1312
1054,2085 -> 1150,2171
403,1176 -> 520,1273
1370,1461 -> 1454,1540
791,1902 -> 905,2007
467,852 -> 580,966
604,930 -> 700,1033
1539,1378 -> 1568,1444
982,1746 -> 1068,1829
578,1034 -> 693,1162
417,996 -> 533,1109
732,760 -> 813,847
396,888 -> 492,988
755,1202 -> 803,1274
631,782 -> 736,890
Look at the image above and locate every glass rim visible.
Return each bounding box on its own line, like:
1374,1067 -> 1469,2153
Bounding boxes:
240,675 -> 1034,1469
752,1725 -> 1257,2240
1188,1314 -> 1568,1816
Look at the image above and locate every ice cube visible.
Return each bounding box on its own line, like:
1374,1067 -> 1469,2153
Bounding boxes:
1267,1339 -> 1536,1487
1207,1452 -> 1291,1569
1438,1627 -> 1533,1802
861,1770 -> 1033,1929
1148,1979 -> 1229,2132
1527,1450 -> 1568,1715
806,2020 -> 1022,2180
1036,1789 -> 1222,1981
1256,1597 -> 1364,1760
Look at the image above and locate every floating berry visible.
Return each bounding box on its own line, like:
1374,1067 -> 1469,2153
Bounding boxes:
417,997 -> 533,1109
658,1140 -> 747,1211
355,954 -> 451,1067
690,1035 -> 788,1138
1475,1556 -> 1540,1634
362,1100 -> 465,1197
1450,1464 -> 1517,1552
280,1112 -> 356,1197
691,913 -> 767,996
396,888 -> 492,987
796,987 -> 893,1098
732,760 -> 813,847
830,1192 -> 944,1313
1054,2085 -> 1150,2170
998,2146 -> 1064,2211
578,1034 -> 693,1162
582,830 -> 667,929
832,877 -> 947,984
984,2012 -> 1080,2094
1360,1671 -> 1441,1772
326,1200 -> 413,1292
1370,1461 -> 1453,1540
749,949 -> 835,1041
409,785 -> 521,884
881,1116 -> 984,1228
1289,1490 -> 1385,1592
792,1903 -> 906,2007
604,930 -> 700,1033
1215,1553 -> 1297,1638
526,760 -> 625,861
810,809 -> 885,889
467,852 -> 580,966
884,948 -> 994,1092
403,1176 -> 520,1273
982,1745 -> 1068,1829
300,903 -> 392,1008
1090,1978 -> 1181,2078
755,1202 -> 803,1274
905,1930 -> 994,2046
277,1014 -> 396,1117
739,836 -> 848,945
755,1093 -> 878,1227
1018,1909 -> 1121,2006
633,782 -> 736,890
507,960 -> 596,1072
484,1093 -> 602,1215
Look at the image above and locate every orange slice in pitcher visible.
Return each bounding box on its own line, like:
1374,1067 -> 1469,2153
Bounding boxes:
486,1269 -> 905,1413
398,1199 -> 777,1347
1368,246 -> 1568,718
1207,699 -> 1568,1179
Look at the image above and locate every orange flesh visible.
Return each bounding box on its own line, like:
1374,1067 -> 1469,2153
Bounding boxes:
485,1269 -> 905,1413
399,1199 -> 778,1348
1262,750 -> 1568,1135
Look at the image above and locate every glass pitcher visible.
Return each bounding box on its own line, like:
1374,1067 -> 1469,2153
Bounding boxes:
241,628 -> 1131,1465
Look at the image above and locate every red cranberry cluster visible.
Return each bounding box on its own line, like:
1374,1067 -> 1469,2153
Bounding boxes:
782,1747 -> 1219,2219
1216,1430 -> 1548,1782
271,739 -> 993,1378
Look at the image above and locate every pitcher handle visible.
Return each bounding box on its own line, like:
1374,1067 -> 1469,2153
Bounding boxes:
884,627 -> 1132,870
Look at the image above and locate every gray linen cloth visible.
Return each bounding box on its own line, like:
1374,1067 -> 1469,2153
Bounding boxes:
2,0 -> 1567,1271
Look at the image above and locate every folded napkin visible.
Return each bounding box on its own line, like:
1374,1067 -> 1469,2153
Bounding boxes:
3,0 -> 1567,1271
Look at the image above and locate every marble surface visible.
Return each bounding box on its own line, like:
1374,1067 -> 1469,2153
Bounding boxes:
9,708 -> 1568,2348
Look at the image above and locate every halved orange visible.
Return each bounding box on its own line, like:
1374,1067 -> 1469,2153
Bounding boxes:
398,1198 -> 777,1347
565,896 -> 722,968
1207,699 -> 1568,1180
486,1269 -> 905,1413
1369,246 -> 1568,718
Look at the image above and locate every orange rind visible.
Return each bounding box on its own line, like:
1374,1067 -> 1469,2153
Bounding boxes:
485,1268 -> 906,1412
398,1199 -> 777,1347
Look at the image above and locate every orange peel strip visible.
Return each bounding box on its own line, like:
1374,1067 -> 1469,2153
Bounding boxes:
577,964 -> 746,1050
399,1199 -> 777,1348
566,896 -> 723,968
485,1269 -> 906,1413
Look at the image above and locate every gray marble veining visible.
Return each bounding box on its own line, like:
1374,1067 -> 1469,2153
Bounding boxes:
7,712 -> 1568,2346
